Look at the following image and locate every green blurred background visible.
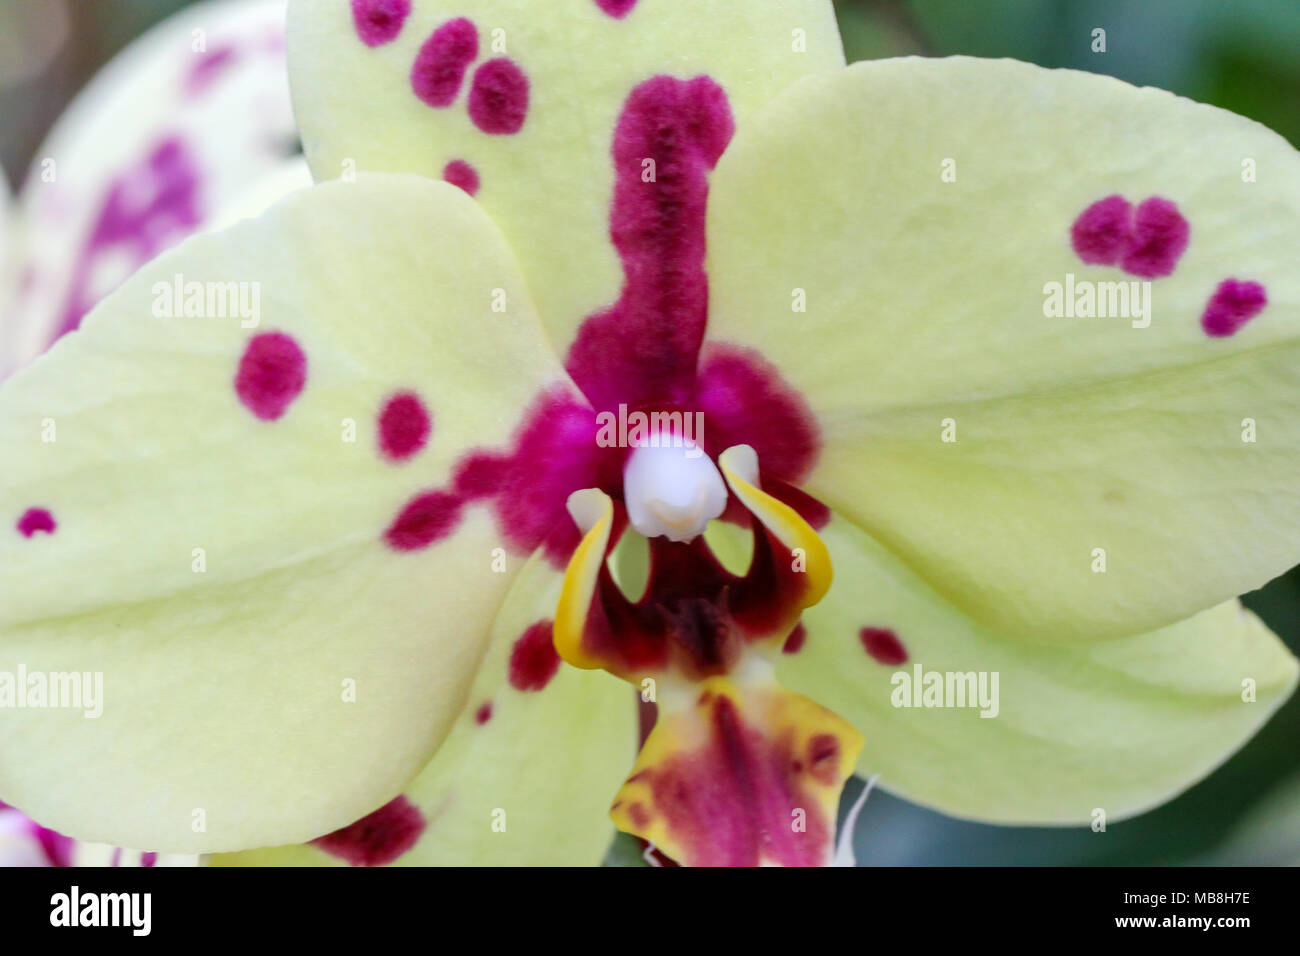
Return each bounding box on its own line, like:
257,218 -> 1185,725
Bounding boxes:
2,0 -> 1297,866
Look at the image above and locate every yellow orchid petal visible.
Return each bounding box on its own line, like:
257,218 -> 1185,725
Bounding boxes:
717,445 -> 832,615
287,0 -> 844,355
217,550 -> 634,865
779,516 -> 1299,824
554,488 -> 616,671
0,174 -> 581,853
705,56 -> 1300,643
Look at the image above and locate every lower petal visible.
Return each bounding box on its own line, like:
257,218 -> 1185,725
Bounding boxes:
779,516 -> 1299,823
217,550 -> 635,866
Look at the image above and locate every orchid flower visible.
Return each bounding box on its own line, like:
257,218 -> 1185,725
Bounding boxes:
0,0 -> 302,866
2,0 -> 1298,870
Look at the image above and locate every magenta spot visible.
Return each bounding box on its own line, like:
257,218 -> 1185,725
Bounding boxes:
1122,197 -> 1190,278
443,159 -> 481,196
468,59 -> 530,135
312,796 -> 425,866
453,388 -> 614,565
781,623 -> 807,655
234,332 -> 307,421
1201,279 -> 1268,337
1070,195 -> 1131,267
140,851 -> 157,867
697,344 -> 819,484
17,508 -> 56,538
410,18 -> 478,107
186,44 -> 239,96
508,621 -> 561,692
351,0 -> 411,47
385,490 -> 463,551
109,847 -> 122,867
1070,194 -> 1188,278
596,0 -> 639,17
378,391 -> 431,462
860,627 -> 907,666
474,702 -> 493,725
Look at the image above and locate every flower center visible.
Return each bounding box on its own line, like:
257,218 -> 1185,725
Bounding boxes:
623,441 -> 726,543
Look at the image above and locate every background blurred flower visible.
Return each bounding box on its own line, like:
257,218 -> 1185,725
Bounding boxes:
0,0 -> 307,377
0,0 -> 307,868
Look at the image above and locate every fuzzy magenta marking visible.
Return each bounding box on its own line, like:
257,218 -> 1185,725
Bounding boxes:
595,0 -> 639,17
235,332 -> 307,421
697,344 -> 819,484
57,138 -> 201,342
1070,194 -> 1188,278
385,490 -> 463,551
351,0 -> 411,47
860,627 -> 907,666
34,824 -> 74,867
508,621 -> 562,692
474,702 -> 493,725
378,391 -> 431,462
411,18 -> 478,107
565,76 -> 734,411
17,508 -> 57,538
646,696 -> 832,866
186,44 -> 239,96
468,59 -> 530,135
1201,279 -> 1267,337
782,623 -> 807,655
443,159 -> 481,196
382,78 -> 822,573
312,796 -> 425,866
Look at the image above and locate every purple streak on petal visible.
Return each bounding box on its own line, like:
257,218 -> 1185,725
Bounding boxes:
34,824 -> 75,867
564,76 -> 734,412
